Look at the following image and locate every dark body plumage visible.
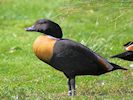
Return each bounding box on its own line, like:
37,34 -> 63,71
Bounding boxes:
111,41 -> 133,61
26,19 -> 127,96
50,39 -> 106,76
50,39 -> 125,76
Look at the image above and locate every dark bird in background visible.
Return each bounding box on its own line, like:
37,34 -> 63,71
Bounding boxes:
111,41 -> 133,61
123,41 -> 133,51
26,19 -> 127,96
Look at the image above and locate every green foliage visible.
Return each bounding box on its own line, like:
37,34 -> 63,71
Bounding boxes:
0,0 -> 133,99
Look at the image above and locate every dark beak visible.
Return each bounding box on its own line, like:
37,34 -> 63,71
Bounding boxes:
25,25 -> 36,31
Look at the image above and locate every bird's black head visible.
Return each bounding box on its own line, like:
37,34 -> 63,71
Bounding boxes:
26,19 -> 63,38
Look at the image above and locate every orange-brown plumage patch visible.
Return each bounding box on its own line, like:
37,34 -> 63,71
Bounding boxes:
126,45 -> 133,51
98,58 -> 113,71
33,35 -> 57,63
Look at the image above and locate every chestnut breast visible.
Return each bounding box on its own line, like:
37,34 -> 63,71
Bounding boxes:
33,35 -> 57,63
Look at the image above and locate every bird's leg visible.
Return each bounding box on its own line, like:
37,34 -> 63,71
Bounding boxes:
68,79 -> 72,96
68,78 -> 76,96
70,78 -> 76,96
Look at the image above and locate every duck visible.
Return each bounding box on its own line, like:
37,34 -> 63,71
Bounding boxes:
26,19 -> 127,96
111,41 -> 133,61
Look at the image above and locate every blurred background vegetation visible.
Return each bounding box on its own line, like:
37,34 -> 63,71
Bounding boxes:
0,0 -> 133,99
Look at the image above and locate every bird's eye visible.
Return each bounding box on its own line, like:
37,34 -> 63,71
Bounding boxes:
39,22 -> 43,24
43,21 -> 47,24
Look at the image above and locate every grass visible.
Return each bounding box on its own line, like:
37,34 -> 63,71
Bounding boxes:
0,0 -> 133,99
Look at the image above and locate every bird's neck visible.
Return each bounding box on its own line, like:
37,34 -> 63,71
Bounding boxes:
42,33 -> 61,40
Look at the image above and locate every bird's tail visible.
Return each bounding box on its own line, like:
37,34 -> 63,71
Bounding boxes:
111,51 -> 133,61
111,52 -> 128,58
109,62 -> 127,71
